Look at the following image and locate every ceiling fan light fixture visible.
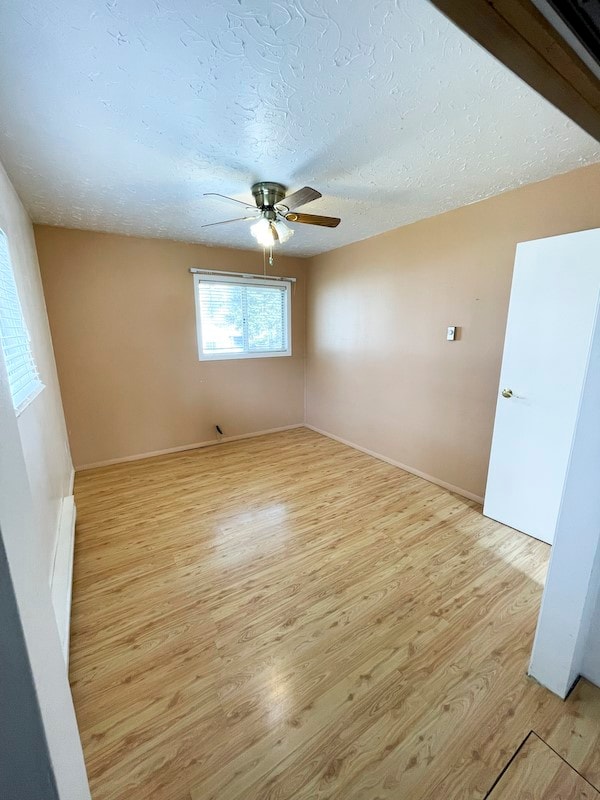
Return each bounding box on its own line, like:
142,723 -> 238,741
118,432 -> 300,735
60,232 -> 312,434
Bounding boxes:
272,219 -> 294,244
250,217 -> 275,248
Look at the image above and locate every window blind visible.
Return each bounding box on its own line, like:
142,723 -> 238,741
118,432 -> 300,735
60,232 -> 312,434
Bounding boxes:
199,281 -> 245,355
246,285 -> 287,353
196,276 -> 290,360
0,229 -> 44,413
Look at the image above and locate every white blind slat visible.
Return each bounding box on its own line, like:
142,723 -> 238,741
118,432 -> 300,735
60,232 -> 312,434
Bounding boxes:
0,229 -> 44,414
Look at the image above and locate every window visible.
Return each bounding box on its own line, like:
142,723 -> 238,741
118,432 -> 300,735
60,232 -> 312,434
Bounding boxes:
0,229 -> 44,414
193,273 -> 292,361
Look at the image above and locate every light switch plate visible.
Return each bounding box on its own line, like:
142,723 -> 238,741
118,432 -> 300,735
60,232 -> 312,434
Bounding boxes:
447,326 -> 456,341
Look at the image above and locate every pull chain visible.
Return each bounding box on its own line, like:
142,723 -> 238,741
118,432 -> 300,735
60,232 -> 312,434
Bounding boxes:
262,246 -> 275,276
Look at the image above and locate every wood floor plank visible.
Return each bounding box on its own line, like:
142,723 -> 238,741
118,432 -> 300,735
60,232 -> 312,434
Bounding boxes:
69,427 -> 595,800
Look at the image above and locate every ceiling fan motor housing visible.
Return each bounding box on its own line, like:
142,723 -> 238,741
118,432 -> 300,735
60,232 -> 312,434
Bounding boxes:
251,181 -> 287,211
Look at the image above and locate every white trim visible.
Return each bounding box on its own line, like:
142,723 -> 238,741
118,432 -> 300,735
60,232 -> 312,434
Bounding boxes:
198,350 -> 291,362
189,268 -> 296,283
76,424 -> 305,471
304,424 -> 484,504
50,495 -> 76,667
48,469 -> 75,587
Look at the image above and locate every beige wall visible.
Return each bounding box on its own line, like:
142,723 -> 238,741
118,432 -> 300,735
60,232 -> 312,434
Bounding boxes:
0,160 -> 72,579
33,164 -> 600,492
35,227 -> 307,468
305,164 -> 600,500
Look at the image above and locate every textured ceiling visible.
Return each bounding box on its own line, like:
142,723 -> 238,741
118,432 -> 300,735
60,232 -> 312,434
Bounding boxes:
0,0 -> 598,257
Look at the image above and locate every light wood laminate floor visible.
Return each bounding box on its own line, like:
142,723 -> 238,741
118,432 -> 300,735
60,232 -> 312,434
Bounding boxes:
70,427 -> 600,800
486,732 -> 599,799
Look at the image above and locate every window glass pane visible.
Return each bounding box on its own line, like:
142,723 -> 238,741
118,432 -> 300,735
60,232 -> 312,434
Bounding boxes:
198,282 -> 244,354
195,276 -> 291,360
0,229 -> 44,413
246,285 -> 286,353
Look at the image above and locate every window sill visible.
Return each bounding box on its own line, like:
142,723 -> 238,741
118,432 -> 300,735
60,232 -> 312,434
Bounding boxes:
15,381 -> 45,417
199,351 -> 292,362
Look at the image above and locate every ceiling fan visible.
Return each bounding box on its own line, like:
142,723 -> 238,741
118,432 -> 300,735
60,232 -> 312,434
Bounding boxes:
202,182 -> 341,249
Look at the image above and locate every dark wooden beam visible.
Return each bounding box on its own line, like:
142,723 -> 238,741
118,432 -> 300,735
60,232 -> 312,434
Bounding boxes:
429,0 -> 600,142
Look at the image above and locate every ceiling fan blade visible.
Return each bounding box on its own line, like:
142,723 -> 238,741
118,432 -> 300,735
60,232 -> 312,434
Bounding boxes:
279,186 -> 322,210
285,212 -> 341,228
204,192 -> 256,210
201,215 -> 257,228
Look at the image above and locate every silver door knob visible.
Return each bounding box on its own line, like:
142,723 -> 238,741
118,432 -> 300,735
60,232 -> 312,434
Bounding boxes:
501,388 -> 513,398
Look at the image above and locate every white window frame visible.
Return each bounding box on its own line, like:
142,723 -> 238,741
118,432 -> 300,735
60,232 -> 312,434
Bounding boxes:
0,227 -> 45,415
193,273 -> 292,362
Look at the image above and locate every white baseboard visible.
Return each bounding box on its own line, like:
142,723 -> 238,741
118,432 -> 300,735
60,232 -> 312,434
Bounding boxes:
304,424 -> 484,504
76,424 -> 305,471
50,495 -> 76,667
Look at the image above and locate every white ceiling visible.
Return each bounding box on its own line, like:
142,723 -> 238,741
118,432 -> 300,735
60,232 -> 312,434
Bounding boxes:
0,0 -> 598,257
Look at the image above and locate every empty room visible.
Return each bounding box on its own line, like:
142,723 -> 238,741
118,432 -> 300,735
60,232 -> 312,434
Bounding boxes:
2,1 -> 600,799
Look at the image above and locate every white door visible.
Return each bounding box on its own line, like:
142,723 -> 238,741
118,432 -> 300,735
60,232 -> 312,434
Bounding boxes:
484,228 -> 600,544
